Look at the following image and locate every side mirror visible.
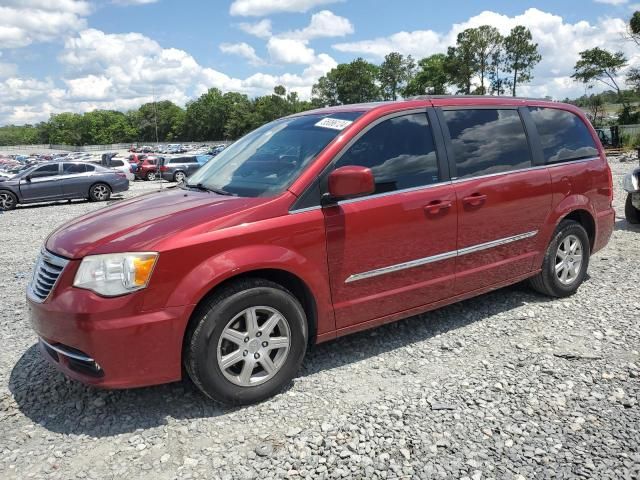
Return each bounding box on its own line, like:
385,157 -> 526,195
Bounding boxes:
25,175 -> 32,182
324,166 -> 375,205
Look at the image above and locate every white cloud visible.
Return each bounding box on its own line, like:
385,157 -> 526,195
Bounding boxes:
283,10 -> 353,40
267,37 -> 316,64
333,8 -> 640,99
0,28 -> 339,124
238,19 -> 272,38
230,0 -> 341,17
112,0 -> 159,5
220,42 -> 265,66
0,0 -> 91,48
594,0 -> 628,5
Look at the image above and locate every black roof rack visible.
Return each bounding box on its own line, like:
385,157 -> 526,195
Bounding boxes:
406,95 -> 554,102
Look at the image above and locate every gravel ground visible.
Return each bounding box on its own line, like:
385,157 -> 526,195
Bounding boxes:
1,163 -> 639,480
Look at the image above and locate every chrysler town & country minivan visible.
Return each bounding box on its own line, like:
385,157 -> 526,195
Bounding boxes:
28,97 -> 614,404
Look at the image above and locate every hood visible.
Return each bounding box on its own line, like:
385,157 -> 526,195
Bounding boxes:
46,187 -> 270,259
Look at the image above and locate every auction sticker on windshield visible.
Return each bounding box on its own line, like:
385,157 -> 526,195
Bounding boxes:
314,118 -> 354,130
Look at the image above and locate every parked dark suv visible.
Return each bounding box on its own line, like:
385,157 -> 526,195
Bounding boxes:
160,156 -> 202,183
28,97 -> 614,405
0,161 -> 129,210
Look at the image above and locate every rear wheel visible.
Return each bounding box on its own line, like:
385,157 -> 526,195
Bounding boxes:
184,278 -> 308,405
625,193 -> 640,224
89,183 -> 111,202
0,190 -> 17,211
174,171 -> 186,184
146,171 -> 157,181
529,220 -> 590,297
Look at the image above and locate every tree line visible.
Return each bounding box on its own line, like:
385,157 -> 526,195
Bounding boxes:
1,24 -> 545,146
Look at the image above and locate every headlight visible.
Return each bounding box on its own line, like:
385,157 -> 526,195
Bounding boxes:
623,173 -> 640,193
73,252 -> 158,296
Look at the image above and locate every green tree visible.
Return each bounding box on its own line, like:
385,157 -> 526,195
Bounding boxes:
132,100 -> 185,142
79,110 -> 137,145
470,26 -> 503,95
628,11 -> 640,45
572,48 -> 627,98
504,26 -> 541,97
183,88 -> 229,141
312,58 -> 381,105
403,54 -> 450,96
446,30 -> 478,94
47,112 -> 84,145
378,52 -> 415,100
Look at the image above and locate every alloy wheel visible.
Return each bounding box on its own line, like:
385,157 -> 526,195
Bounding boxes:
216,306 -> 291,387
93,185 -> 109,201
175,172 -> 186,183
555,234 -> 583,285
147,172 -> 156,181
0,192 -> 15,210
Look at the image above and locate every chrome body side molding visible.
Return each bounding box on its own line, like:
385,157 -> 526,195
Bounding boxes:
345,230 -> 538,284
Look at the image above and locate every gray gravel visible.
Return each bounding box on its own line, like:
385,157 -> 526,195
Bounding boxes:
1,164 -> 639,480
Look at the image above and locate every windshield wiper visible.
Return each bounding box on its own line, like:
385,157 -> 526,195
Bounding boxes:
185,183 -> 235,196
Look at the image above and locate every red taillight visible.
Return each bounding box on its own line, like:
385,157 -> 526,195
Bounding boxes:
115,172 -> 126,178
606,163 -> 614,205
160,166 -> 168,172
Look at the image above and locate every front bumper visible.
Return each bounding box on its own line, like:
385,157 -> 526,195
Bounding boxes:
28,265 -> 192,388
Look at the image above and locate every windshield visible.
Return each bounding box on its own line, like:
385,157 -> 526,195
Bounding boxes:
186,111 -> 363,197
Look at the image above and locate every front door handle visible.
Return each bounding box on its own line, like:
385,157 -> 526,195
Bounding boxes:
424,200 -> 453,215
462,193 -> 487,207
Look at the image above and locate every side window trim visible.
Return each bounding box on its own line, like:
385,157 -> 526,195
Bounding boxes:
519,107 -> 545,167
290,107 -> 448,211
438,106 -> 534,181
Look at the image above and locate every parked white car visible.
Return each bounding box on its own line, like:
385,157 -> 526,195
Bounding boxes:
108,158 -> 134,181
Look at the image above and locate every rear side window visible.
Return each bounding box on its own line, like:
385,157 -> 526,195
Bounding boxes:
443,109 -> 532,179
110,159 -> 123,167
63,163 -> 87,174
334,113 -> 439,194
529,107 -> 598,164
86,165 -> 95,172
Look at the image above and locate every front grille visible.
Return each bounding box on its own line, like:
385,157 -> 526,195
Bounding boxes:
27,250 -> 69,302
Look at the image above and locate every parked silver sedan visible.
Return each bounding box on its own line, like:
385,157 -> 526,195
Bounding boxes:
0,161 -> 129,211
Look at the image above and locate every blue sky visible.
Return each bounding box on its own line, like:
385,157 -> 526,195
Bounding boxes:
1,0 -> 639,125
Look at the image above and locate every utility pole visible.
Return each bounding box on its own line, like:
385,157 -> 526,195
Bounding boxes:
152,85 -> 162,189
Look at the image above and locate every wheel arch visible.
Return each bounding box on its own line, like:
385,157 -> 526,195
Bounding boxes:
186,268 -> 319,345
561,209 -> 595,252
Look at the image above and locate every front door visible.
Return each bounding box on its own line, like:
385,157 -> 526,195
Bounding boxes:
19,163 -> 63,201
439,107 -> 552,294
323,111 -> 458,329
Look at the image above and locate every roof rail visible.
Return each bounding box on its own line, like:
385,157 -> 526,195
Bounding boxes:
406,95 -> 554,102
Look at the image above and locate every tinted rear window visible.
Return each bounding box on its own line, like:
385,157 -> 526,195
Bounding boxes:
529,107 -> 598,164
63,163 -> 87,174
443,109 -> 532,179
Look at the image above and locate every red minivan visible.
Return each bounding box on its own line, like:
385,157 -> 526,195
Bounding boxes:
28,97 -> 614,404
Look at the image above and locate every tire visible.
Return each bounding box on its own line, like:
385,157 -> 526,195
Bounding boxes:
88,183 -> 111,202
0,190 -> 17,211
173,171 -> 186,183
529,220 -> 590,298
146,171 -> 157,181
625,193 -> 640,224
184,278 -> 308,405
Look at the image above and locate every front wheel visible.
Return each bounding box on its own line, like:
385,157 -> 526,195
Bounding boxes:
529,220 -> 590,297
89,183 -> 111,202
0,190 -> 17,211
184,279 -> 308,405
625,193 -> 640,224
